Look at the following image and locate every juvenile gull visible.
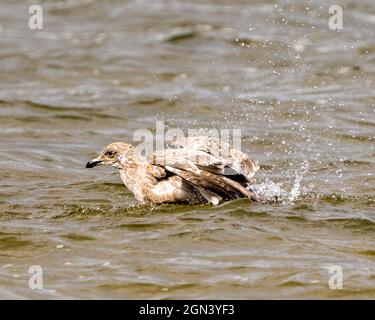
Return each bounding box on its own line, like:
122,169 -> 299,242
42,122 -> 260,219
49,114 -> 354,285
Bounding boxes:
86,136 -> 262,205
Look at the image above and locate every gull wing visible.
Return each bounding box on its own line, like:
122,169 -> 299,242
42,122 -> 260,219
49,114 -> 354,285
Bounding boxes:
148,146 -> 261,202
164,165 -> 261,202
167,136 -> 259,181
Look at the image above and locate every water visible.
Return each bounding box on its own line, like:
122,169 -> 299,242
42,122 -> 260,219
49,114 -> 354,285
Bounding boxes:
0,0 -> 374,299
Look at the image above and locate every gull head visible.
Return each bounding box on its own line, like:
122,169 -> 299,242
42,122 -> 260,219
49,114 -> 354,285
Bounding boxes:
86,142 -> 133,169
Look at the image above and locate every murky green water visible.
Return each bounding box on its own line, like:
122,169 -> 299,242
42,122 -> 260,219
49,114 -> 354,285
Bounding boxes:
0,0 -> 374,299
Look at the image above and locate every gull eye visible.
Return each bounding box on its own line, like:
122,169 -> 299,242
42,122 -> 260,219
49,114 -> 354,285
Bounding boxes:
106,150 -> 115,157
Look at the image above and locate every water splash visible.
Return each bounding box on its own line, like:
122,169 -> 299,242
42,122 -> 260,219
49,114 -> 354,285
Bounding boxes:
251,181 -> 289,202
251,160 -> 310,203
288,160 -> 309,202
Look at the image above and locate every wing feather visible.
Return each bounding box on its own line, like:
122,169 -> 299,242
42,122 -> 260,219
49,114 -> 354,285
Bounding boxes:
147,136 -> 262,203
167,136 -> 259,181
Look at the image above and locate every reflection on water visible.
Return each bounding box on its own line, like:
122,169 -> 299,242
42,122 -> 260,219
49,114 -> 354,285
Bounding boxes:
0,0 -> 374,299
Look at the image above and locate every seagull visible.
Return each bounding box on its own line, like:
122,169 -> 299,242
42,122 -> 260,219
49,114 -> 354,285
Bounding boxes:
86,136 -> 263,205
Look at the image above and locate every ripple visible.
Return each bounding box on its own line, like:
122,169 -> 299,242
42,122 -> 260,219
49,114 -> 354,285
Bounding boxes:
61,233 -> 96,241
116,223 -> 174,231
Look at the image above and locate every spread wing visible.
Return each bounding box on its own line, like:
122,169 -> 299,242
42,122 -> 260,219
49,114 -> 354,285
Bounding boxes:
167,136 -> 259,182
148,138 -> 261,203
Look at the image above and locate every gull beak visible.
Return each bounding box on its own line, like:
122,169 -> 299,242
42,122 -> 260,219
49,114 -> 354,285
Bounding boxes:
86,158 -> 102,168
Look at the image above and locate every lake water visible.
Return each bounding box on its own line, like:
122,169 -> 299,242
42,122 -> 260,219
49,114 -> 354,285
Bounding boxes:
0,0 -> 374,299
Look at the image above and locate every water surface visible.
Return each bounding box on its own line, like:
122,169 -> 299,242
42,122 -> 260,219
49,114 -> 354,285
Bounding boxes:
0,0 -> 374,299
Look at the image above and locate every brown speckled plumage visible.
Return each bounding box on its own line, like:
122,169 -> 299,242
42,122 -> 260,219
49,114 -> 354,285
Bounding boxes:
86,137 -> 261,205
